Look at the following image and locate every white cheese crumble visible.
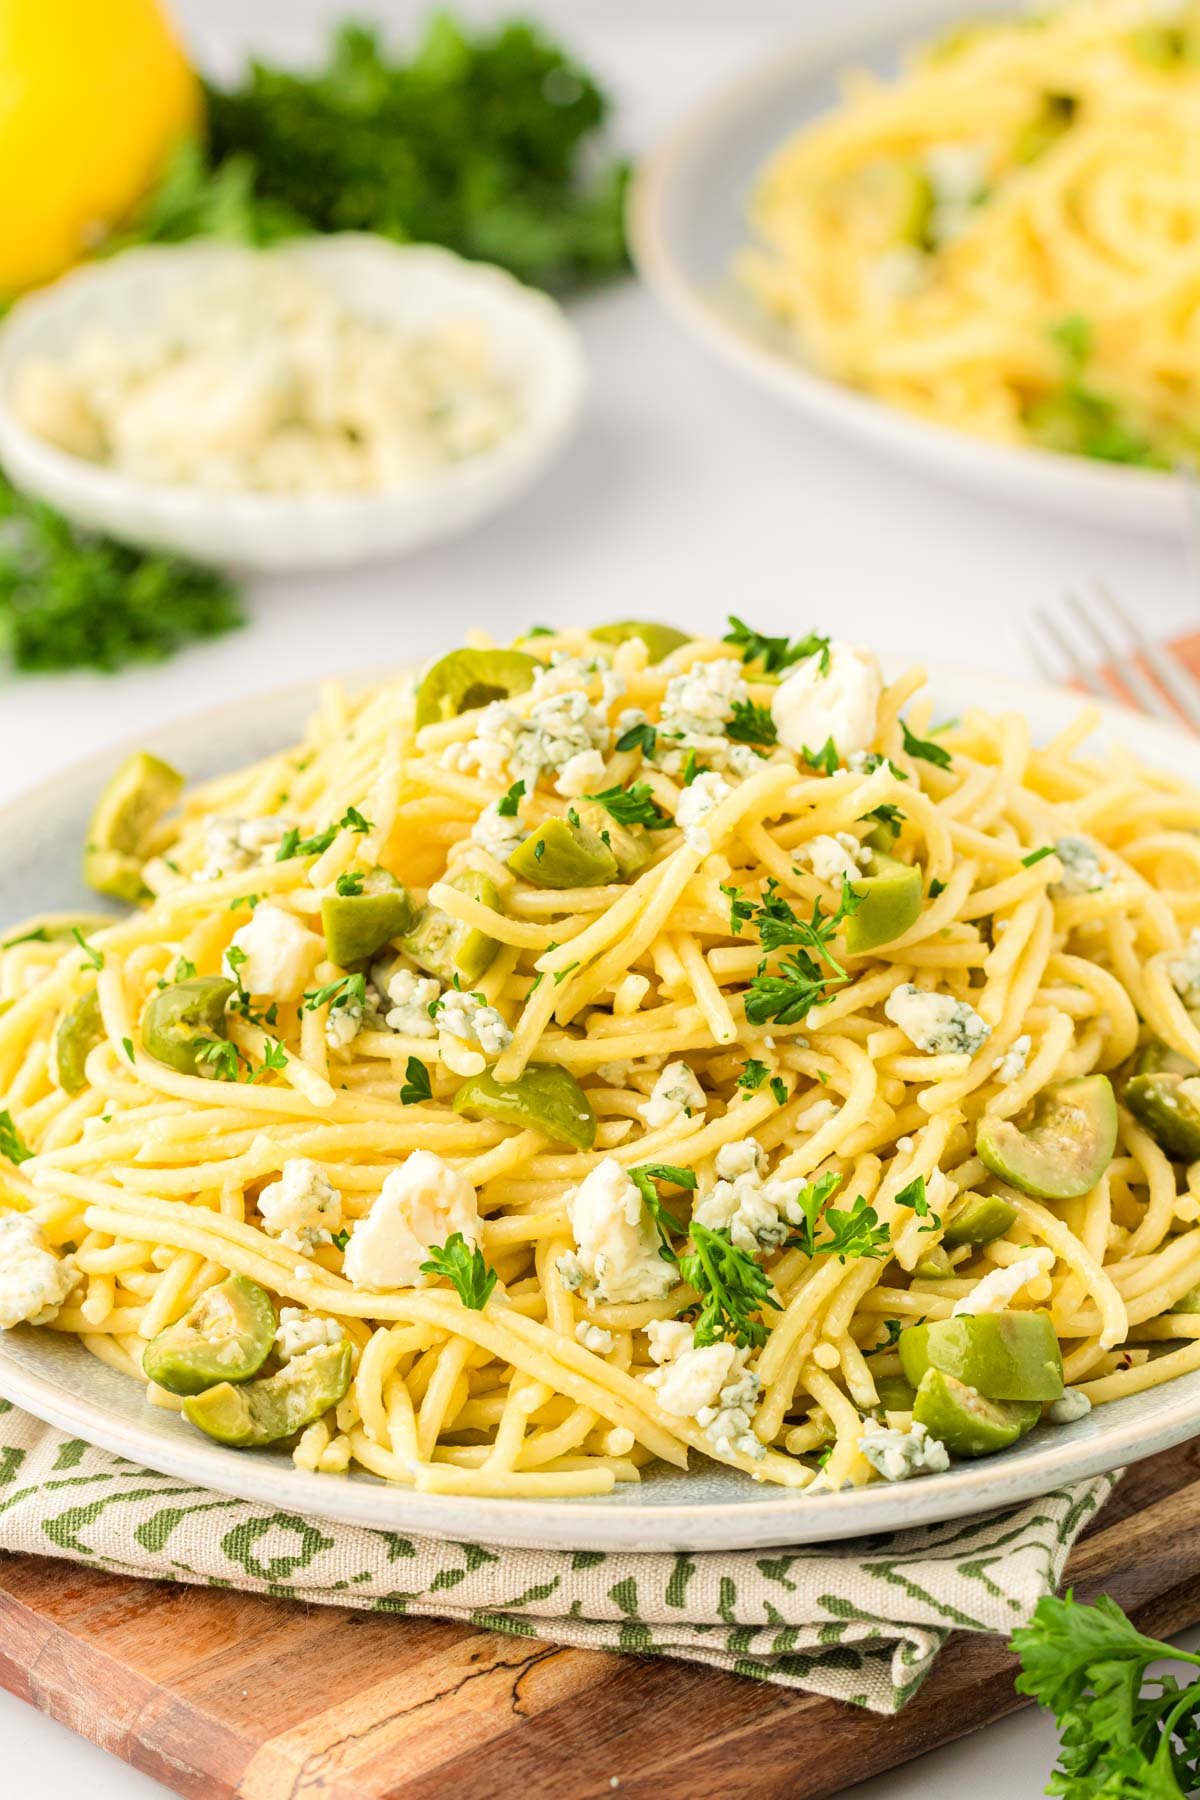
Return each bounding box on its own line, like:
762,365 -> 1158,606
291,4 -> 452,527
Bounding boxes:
378,966 -> 441,1038
858,1419 -> 950,1482
257,1159 -> 343,1255
343,1150 -> 481,1290
642,1320 -> 764,1461
556,1157 -> 674,1305
275,1307 -> 346,1362
771,641 -> 882,759
553,748 -> 607,799
807,832 -> 868,884
323,991 -> 363,1052
993,1033 -> 1032,1084
1168,929 -> 1200,1011
884,983 -> 991,1056
12,260 -> 519,495
575,1320 -> 615,1355
1051,835 -> 1113,897
199,815 -> 290,881
434,990 -> 512,1077
225,902 -> 322,1002
442,689 -> 610,793
0,1214 -> 76,1329
650,659 -> 754,777
692,1138 -> 800,1253
1048,1389 -> 1092,1425
952,1253 -> 1046,1316
675,770 -> 732,855
469,801 -> 525,864
638,1061 -> 707,1130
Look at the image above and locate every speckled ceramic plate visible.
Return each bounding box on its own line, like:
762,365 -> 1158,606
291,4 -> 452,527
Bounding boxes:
0,666 -> 1197,1550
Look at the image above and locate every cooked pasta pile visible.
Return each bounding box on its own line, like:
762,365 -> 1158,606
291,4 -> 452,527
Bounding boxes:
740,0 -> 1200,468
2,619 -> 1200,1502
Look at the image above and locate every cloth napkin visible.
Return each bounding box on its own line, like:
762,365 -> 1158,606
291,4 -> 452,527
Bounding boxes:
0,1402 -> 1117,1712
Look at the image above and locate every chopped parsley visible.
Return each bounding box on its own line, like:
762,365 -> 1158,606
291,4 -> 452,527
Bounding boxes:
681,1221 -> 780,1348
629,1162 -> 696,1263
854,752 -> 909,782
71,927 -> 104,971
0,1110 -> 32,1165
801,738 -> 840,777
303,973 -> 367,1013
726,699 -> 777,746
335,870 -> 365,896
682,749 -> 699,786
496,779 -> 526,818
1022,846 -> 1055,868
122,1036 -> 135,1063
331,1228 -> 351,1252
770,1075 -> 788,1107
737,1058 -> 769,1093
726,877 -> 863,1026
228,893 -> 260,911
929,877 -> 947,899
616,720 -> 657,756
787,1171 -> 890,1262
276,807 -> 373,862
250,1037 -> 288,1082
895,1173 -> 941,1231
583,781 -> 671,829
723,616 -> 831,676
400,1055 -> 432,1105
420,1233 -> 498,1310
860,803 -> 906,838
2,927 -> 50,948
196,1037 -> 241,1081
900,720 -> 953,770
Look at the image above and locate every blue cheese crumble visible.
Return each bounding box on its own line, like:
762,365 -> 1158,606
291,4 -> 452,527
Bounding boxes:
0,1214 -> 76,1329
638,1061 -> 706,1130
257,1158 -> 343,1255
1051,835 -> 1113,897
993,1033 -> 1032,1084
692,1138 -> 800,1253
858,1419 -> 949,1482
275,1307 -> 346,1361
1168,929 -> 1200,1011
884,983 -> 991,1056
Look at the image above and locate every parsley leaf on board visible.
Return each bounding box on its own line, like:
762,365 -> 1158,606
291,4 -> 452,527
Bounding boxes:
420,1233 -> 498,1310
900,720 -> 953,770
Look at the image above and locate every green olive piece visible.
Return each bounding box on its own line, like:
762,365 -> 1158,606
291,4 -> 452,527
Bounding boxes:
321,870 -> 415,967
84,751 -> 183,903
401,870 -> 500,987
414,648 -> 540,729
1125,1072 -> 1200,1162
976,1074 -> 1117,1201
453,1064 -> 597,1151
844,852 -> 923,954
54,988 -> 104,1095
1134,1038 -> 1198,1079
571,800 -> 651,880
591,621 -> 690,664
183,1340 -> 352,1447
912,1367 -> 1042,1459
941,1194 -> 1018,1249
912,1243 -> 954,1280
899,1310 -> 1063,1403
142,1275 -> 277,1397
141,976 -> 236,1076
1171,1285 -> 1200,1315
507,817 -> 619,889
874,1374 -> 917,1413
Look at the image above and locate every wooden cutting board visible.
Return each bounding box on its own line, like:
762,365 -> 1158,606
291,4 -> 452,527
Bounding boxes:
3,1439 -> 1200,1799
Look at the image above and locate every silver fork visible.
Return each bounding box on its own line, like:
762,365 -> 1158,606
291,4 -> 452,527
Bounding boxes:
1030,581 -> 1200,734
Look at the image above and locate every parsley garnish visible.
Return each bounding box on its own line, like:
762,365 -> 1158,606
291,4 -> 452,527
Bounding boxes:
929,877 -> 947,899
770,1076 -> 787,1106
122,1036 -> 135,1063
681,1222 -> 780,1348
331,1228 -> 350,1251
276,808 -> 372,863
900,720 -> 953,770
737,1058 -> 768,1092
335,870 -> 365,896
629,1163 -> 696,1262
734,878 -> 863,1026
0,1110 -> 32,1165
228,893 -> 260,911
196,1038 -> 241,1081
496,779 -> 525,818
853,751 -> 909,782
616,720 -> 657,756
895,1174 -> 941,1231
801,738 -> 840,777
173,955 -> 197,981
2,927 -> 49,948
787,1172 -> 890,1262
303,973 -> 366,1013
723,616 -> 831,676
726,699 -> 777,746
71,927 -> 103,971
682,749 -> 699,786
860,803 -> 906,838
341,806 -> 372,835
583,782 -> 671,829
1022,846 -> 1054,868
249,1037 -> 288,1082
420,1233 -> 498,1310
400,1055 -> 432,1105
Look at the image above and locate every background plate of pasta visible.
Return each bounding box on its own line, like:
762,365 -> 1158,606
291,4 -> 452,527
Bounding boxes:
2,620 -> 1200,1550
631,0 -> 1200,532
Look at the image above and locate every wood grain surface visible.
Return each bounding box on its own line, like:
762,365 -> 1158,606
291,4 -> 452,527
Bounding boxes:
3,1439 -> 1200,1799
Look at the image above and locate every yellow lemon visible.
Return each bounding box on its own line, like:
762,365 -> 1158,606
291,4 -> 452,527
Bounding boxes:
0,0 -> 200,298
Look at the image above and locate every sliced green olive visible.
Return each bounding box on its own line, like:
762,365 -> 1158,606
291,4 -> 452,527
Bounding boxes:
572,800 -> 651,880
401,869 -> 500,986
912,1367 -> 1042,1458
874,1374 -> 917,1413
507,817 -> 619,889
141,975 -> 235,1076
321,870 -> 415,967
1125,1073 -> 1200,1162
415,648 -> 540,729
54,988 -> 104,1095
942,1195 -> 1018,1249
844,852 -> 922,954
142,1275 -> 276,1397
976,1074 -> 1117,1200
913,1243 -> 954,1280
899,1310 -> 1063,1403
84,751 -> 183,903
591,621 -> 690,664
453,1064 -> 597,1150
183,1339 -> 352,1447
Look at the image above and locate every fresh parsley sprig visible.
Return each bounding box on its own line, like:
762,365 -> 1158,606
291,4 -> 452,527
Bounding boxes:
727,877 -> 863,1026
680,1221 -> 780,1348
786,1172 -> 891,1262
723,617 -> 831,676
900,720 -> 953,771
583,782 -> 671,829
420,1233 -> 498,1310
616,720 -> 657,756
726,699 -> 777,746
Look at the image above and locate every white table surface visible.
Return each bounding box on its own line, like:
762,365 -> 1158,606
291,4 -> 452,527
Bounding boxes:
3,1 -> 1198,1794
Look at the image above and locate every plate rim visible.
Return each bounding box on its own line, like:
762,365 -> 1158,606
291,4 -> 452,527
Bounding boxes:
1,659 -> 1197,1550
627,1 -> 1186,530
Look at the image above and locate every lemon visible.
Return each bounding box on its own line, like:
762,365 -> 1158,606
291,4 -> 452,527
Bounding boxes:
0,0 -> 200,298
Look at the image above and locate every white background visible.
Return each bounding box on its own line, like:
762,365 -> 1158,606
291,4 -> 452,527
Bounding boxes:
2,1 -> 1198,1794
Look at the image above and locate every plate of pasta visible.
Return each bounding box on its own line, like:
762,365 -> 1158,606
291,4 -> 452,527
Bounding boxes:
630,0 -> 1199,530
2,618 -> 1200,1550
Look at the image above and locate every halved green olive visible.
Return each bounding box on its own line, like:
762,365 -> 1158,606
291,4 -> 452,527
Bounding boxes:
415,648 -> 540,729
1125,1072 -> 1200,1162
141,976 -> 235,1076
54,988 -> 104,1095
844,852 -> 922,954
913,1243 -> 954,1280
899,1310 -> 1063,1403
84,751 -> 183,903
183,1339 -> 352,1447
874,1374 -> 917,1412
912,1367 -> 1042,1458
401,870 -> 500,987
976,1074 -> 1117,1200
942,1195 -> 1018,1249
591,622 -> 689,664
453,1064 -> 596,1150
142,1275 -> 277,1397
507,817 -> 619,889
571,801 -> 651,880
322,870 -> 414,967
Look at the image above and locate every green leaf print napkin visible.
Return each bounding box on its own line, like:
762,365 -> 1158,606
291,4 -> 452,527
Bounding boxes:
0,1404 -> 1116,1714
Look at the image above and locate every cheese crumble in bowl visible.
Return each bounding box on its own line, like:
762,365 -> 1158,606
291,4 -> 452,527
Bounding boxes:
0,236 -> 584,570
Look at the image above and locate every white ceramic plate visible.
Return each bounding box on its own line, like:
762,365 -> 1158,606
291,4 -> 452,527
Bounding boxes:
0,237 -> 585,572
0,664 -> 1195,1550
629,0 -> 1189,533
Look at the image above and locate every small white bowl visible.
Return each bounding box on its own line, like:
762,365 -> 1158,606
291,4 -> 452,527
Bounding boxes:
0,236 -> 586,572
